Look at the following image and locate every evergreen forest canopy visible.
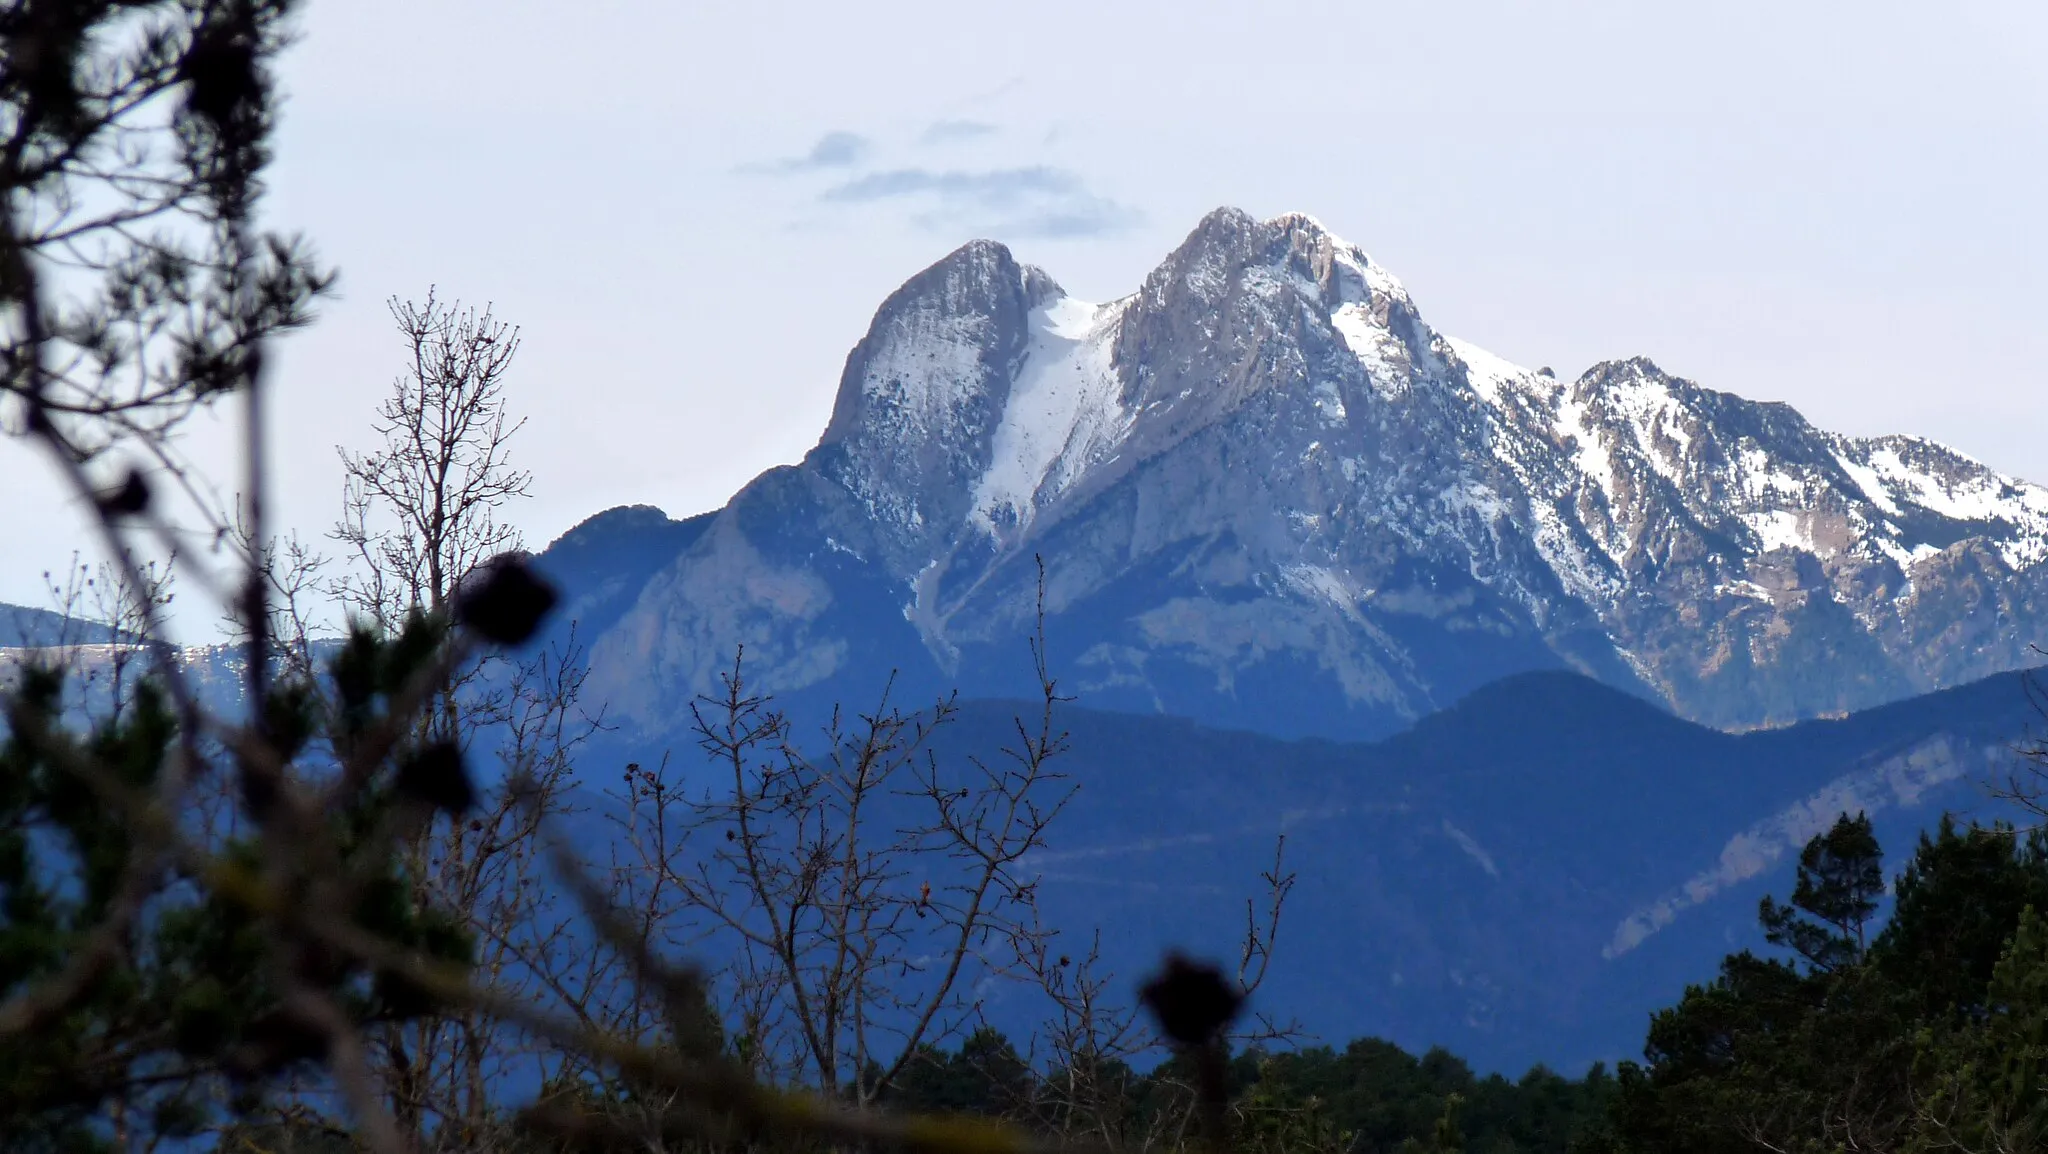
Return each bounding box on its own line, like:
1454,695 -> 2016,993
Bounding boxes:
5,2 -> 2048,1152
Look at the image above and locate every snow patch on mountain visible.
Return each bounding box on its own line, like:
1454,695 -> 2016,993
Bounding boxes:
1441,819 -> 1501,879
1444,337 -> 1527,409
1551,391 -> 1621,513
970,295 -> 1131,536
1856,442 -> 2048,567
1310,220 -> 1413,310
1281,564 -> 1365,623
1331,304 -> 1405,397
1734,448 -> 1805,504
1327,240 -> 1422,401
1746,509 -> 1815,556
1603,374 -> 1695,485
1528,502 -> 1620,604
1832,451 -> 1903,517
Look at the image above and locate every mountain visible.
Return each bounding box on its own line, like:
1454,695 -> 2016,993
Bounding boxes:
552,207 -> 2048,741
9,596 -> 2033,1074
930,667 -> 2042,1074
533,506 -> 715,647
0,602 -> 117,648
521,209 -> 2048,1070
0,614 -> 245,724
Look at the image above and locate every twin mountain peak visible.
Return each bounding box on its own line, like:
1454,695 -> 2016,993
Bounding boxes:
556,206 -> 2048,741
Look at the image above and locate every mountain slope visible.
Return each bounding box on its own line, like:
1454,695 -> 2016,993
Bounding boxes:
559,207 -> 2048,740
940,667 -> 2041,1074
0,602 -> 117,648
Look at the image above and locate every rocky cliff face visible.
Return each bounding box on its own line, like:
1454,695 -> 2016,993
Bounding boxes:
574,208 -> 2048,739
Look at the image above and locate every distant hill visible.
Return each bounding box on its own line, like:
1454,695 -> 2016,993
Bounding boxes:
531,505 -> 715,648
0,602 -> 117,648
9,597 -> 2021,1075
859,667 -> 2045,1075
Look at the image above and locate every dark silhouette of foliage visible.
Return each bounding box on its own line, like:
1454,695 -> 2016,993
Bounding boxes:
0,628 -> 474,1149
1597,811 -> 2048,1154
876,1027 -> 1614,1154
888,1027 -> 1035,1120
1873,816 -> 2048,1020
1757,810 -> 1883,974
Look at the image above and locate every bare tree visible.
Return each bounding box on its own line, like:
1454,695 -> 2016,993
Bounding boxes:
607,592 -> 1078,1106
334,291 -> 529,630
366,640 -> 601,1153
1019,927 -> 1154,1149
313,291 -> 615,1152
1016,836 -> 1296,1152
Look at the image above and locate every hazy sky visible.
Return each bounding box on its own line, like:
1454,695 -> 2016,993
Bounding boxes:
8,1 -> 2048,628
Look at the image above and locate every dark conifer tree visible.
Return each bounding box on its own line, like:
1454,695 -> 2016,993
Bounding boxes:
1757,810 -> 1884,973
1874,816 -> 2048,1019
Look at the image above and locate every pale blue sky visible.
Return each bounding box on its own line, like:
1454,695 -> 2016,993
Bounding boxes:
8,1 -> 2048,629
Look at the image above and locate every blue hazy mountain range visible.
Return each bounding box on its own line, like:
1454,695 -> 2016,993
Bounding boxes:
520,207 -> 2048,1072
920,669 -> 2039,1073
5,591 -> 2031,1074
1,603 -> 117,648
533,537 -> 2041,1072
10,207 -> 2045,1078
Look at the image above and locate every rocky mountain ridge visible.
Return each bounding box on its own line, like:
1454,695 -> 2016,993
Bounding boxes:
570,207 -> 2048,738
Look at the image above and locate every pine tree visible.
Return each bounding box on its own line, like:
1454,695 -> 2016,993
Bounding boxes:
1875,816 -> 2048,1019
1758,810 -> 1884,973
0,619 -> 476,1149
1983,908 -> 2048,1136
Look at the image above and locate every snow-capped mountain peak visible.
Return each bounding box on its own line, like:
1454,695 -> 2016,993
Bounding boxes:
586,208 -> 2048,738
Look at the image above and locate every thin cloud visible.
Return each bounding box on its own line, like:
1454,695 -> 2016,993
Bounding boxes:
961,75 -> 1027,107
740,130 -> 871,175
822,165 -> 1074,203
819,165 -> 1140,239
920,118 -> 999,145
